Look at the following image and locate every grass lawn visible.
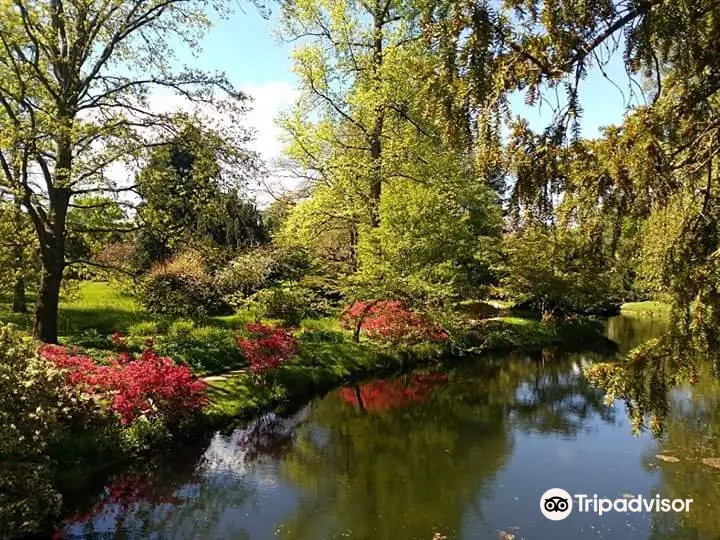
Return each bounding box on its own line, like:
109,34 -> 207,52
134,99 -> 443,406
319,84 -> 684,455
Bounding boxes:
57,281 -> 151,335
0,281 -> 267,336
621,301 -> 672,316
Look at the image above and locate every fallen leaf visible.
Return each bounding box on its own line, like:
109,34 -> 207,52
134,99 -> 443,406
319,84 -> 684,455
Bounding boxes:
656,454 -> 680,463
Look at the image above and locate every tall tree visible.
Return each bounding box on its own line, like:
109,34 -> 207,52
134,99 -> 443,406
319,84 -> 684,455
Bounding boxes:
278,0 -> 504,303
135,123 -> 264,270
0,0 -> 248,342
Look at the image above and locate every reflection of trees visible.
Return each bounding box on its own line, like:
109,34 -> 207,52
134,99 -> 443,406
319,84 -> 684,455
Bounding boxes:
276,351 -> 618,540
59,412 -> 305,539
646,363 -> 720,540
510,348 -> 616,436
585,314 -> 693,437
337,372 -> 449,413
604,314 -> 670,353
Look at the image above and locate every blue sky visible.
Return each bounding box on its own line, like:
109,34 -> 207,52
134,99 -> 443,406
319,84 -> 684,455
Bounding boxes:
175,5 -> 641,200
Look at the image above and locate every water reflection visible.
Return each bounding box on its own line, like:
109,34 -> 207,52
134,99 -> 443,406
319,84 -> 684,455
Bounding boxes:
604,314 -> 670,353
57,314 -> 720,540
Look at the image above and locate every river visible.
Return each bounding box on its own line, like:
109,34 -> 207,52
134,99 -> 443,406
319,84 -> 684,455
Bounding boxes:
58,313 -> 720,539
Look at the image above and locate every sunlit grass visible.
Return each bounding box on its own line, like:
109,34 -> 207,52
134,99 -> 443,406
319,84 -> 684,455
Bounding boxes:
621,301 -> 671,316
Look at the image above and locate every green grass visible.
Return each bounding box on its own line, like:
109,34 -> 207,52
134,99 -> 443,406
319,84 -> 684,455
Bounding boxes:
57,282 -> 151,336
621,301 -> 672,316
489,316 -> 537,326
205,339 -> 408,421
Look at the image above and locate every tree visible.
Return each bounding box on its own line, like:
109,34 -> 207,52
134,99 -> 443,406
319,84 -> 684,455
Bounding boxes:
135,124 -> 265,271
278,0 -> 504,307
0,197 -> 38,313
0,0 -> 248,342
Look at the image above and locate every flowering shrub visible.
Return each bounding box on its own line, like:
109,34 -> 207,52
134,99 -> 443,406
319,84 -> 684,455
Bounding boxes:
42,344 -> 207,426
111,331 -> 126,349
340,301 -> 448,344
236,323 -> 298,375
139,250 -> 232,319
337,372 -> 448,413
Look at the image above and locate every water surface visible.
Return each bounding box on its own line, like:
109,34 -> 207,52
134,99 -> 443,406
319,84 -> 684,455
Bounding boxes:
59,314 -> 720,539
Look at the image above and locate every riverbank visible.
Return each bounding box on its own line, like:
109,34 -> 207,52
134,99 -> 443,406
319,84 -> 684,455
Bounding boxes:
1,284 -> 618,537
51,314 -> 611,499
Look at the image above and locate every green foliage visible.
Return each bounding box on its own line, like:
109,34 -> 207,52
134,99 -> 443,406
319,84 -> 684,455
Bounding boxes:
134,123 -> 265,272
127,321 -> 163,337
500,225 -> 621,317
152,322 -> 245,375
0,324 -> 63,537
65,328 -> 110,349
0,200 -> 38,311
139,251 -> 232,319
216,248 -> 278,304
252,285 -> 332,326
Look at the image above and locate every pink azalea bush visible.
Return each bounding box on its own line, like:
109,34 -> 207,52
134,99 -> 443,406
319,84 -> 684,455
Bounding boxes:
41,342 -> 207,426
236,323 -> 298,375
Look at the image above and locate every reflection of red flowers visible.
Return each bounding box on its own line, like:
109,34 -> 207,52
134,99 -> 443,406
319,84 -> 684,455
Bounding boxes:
236,323 -> 298,375
338,372 -> 448,412
63,473 -> 183,527
340,301 -> 448,344
41,344 -> 207,425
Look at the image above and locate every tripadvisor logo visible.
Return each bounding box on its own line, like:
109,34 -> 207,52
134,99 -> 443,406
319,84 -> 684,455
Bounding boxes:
540,488 -> 693,521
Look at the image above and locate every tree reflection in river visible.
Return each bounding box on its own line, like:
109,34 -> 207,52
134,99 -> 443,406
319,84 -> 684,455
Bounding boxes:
59,412 -> 306,539
274,348 -> 618,540
645,361 -> 720,540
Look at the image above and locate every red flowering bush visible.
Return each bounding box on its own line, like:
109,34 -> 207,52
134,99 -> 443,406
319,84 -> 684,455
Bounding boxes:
111,331 -> 126,348
338,372 -> 448,413
41,344 -> 207,426
340,301 -> 448,344
236,323 -> 298,375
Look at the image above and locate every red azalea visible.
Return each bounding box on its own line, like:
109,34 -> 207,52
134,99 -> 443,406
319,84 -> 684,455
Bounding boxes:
41,342 -> 207,425
237,323 -> 298,375
340,301 -> 448,344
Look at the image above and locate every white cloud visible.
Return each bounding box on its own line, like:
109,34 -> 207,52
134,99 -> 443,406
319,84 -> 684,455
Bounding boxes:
241,81 -> 303,207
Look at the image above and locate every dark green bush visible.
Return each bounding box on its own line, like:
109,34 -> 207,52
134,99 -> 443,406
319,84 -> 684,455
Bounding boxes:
254,285 -> 331,325
65,328 -> 110,349
299,329 -> 348,344
153,322 -> 245,375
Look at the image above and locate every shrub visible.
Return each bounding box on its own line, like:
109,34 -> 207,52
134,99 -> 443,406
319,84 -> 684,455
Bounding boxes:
128,321 -> 162,336
168,319 -> 195,337
155,325 -> 245,374
0,324 -> 63,537
139,251 -> 232,319
42,343 -> 207,427
236,323 -> 298,376
65,327 -> 110,349
253,285 -> 331,325
216,248 -> 278,304
340,301 -> 449,344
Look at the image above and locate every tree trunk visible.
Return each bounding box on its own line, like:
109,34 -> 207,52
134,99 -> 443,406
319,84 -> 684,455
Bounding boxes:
11,277 -> 27,313
31,123 -> 73,343
353,319 -> 363,343
32,184 -> 70,344
369,0 -> 385,228
33,262 -> 64,343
